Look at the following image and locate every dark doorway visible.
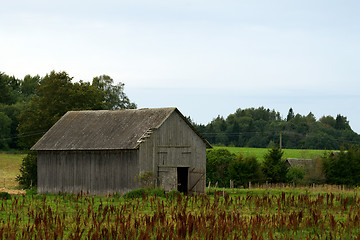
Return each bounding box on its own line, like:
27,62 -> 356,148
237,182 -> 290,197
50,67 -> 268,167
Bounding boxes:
177,167 -> 188,194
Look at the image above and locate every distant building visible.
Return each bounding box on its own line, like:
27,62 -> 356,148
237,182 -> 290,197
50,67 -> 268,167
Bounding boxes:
31,108 -> 211,195
285,158 -> 314,168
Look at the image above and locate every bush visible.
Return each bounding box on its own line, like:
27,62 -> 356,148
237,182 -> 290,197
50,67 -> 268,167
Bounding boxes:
26,187 -> 37,195
228,154 -> 263,187
16,151 -> 37,188
206,149 -> 236,187
123,188 -> 165,199
0,192 -> 11,200
123,189 -> 146,199
147,188 -> 165,198
286,166 -> 305,184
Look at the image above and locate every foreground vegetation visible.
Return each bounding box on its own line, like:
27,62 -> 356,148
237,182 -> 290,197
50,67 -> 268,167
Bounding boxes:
1,188 -> 360,239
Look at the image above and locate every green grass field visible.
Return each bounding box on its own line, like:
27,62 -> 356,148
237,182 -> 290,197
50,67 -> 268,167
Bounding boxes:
212,146 -> 328,162
0,153 -> 25,189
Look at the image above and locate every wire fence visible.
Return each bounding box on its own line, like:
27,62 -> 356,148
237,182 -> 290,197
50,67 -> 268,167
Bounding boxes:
0,176 -> 20,190
207,181 -> 358,194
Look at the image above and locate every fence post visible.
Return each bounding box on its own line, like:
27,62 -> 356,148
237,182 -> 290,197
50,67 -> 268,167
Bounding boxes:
3,178 -> 5,189
249,181 -> 251,189
230,180 -> 234,192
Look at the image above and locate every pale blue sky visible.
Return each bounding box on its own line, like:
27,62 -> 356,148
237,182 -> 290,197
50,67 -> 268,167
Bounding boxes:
1,1 -> 360,133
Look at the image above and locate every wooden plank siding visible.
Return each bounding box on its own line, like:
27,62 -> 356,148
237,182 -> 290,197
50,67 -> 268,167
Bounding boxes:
34,108 -> 209,195
138,111 -> 207,194
37,150 -> 139,195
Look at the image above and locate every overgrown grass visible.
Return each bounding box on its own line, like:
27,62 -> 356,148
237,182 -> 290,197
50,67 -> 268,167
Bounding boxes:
212,146 -> 328,162
1,188 -> 360,239
0,153 -> 25,189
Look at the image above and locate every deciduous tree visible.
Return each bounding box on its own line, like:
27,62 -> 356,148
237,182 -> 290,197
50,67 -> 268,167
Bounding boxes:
229,154 -> 262,187
17,71 -> 136,149
206,149 -> 236,187
92,75 -> 136,110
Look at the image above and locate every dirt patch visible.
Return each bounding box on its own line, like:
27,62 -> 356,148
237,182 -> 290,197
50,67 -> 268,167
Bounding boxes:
0,188 -> 26,195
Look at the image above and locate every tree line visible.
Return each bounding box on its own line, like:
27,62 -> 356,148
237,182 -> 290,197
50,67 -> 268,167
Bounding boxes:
193,107 -> 360,150
0,71 -> 136,151
207,145 -> 360,188
2,71 -> 359,151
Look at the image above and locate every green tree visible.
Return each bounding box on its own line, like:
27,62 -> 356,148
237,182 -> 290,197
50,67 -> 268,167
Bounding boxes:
17,71 -> 136,149
262,147 -> 288,183
206,149 -> 236,187
306,112 -> 316,122
16,151 -> 37,188
195,107 -> 360,150
0,112 -> 12,150
92,75 -> 136,109
228,154 -> 263,187
286,108 -> 294,122
17,71 -> 87,149
0,102 -> 26,149
335,114 -> 350,130
0,72 -> 21,105
319,115 -> 336,129
323,146 -> 360,185
20,74 -> 40,100
286,166 -> 305,184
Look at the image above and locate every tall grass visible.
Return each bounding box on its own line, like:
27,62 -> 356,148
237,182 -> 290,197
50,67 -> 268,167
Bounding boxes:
1,189 -> 360,239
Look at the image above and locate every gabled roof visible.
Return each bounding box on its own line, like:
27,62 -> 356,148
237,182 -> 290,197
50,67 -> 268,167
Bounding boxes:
285,158 -> 314,168
31,107 -> 211,151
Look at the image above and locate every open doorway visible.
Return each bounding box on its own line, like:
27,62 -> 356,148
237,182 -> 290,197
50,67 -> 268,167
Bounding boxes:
177,167 -> 188,194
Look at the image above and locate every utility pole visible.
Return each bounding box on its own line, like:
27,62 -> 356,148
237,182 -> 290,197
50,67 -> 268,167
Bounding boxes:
279,132 -> 282,151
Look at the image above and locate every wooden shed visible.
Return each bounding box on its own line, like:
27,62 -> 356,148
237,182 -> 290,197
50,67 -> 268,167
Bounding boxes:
31,108 -> 211,195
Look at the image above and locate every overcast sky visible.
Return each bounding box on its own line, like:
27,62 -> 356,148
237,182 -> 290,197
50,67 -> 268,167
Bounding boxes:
1,0 -> 360,134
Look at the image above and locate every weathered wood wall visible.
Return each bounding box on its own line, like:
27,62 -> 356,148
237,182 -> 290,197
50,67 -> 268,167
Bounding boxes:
37,150 -> 139,195
139,111 -> 207,193
37,110 -> 207,195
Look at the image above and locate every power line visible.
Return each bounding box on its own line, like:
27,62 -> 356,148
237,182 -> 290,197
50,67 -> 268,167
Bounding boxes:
0,130 -> 46,142
200,131 -> 360,145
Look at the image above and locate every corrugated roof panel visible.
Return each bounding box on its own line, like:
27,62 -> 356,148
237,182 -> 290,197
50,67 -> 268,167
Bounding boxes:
31,108 -> 176,150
